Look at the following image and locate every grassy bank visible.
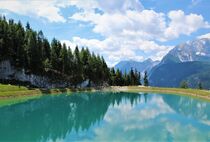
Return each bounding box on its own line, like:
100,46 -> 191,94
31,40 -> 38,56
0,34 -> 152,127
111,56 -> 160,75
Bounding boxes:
110,86 -> 210,101
0,83 -> 95,107
0,84 -> 95,98
1,84 -> 210,107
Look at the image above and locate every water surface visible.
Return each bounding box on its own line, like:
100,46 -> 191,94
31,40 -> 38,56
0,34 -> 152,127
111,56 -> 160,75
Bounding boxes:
0,92 -> 210,142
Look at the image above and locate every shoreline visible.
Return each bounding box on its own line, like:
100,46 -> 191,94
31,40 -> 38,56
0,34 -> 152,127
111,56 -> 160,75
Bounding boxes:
110,86 -> 210,102
0,84 -> 210,106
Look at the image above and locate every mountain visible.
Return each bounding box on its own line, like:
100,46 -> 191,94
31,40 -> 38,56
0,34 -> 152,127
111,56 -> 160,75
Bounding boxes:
149,61 -> 210,88
114,58 -> 159,73
149,38 -> 210,89
161,38 -> 210,64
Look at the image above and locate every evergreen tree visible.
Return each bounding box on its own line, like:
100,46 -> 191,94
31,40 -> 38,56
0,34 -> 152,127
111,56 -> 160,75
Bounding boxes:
80,47 -> 90,81
115,69 -> 123,86
0,17 -> 144,87
51,38 -> 61,71
144,71 -> 149,86
60,43 -> 68,73
198,82 -> 203,90
66,47 -> 74,77
42,38 -> 51,61
180,81 -> 188,89
26,31 -> 40,72
72,46 -> 83,87
109,68 -> 116,85
130,68 -> 135,85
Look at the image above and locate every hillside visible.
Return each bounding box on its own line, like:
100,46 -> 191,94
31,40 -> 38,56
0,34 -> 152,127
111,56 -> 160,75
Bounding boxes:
149,61 -> 210,89
149,38 -> 210,89
114,58 -> 159,73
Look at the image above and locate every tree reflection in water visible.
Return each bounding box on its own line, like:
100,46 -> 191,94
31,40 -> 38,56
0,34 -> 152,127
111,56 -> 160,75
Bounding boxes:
0,92 -> 145,142
1,92 -> 209,142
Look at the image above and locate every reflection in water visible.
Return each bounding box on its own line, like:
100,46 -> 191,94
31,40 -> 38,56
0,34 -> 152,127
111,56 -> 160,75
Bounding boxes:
0,92 -> 209,142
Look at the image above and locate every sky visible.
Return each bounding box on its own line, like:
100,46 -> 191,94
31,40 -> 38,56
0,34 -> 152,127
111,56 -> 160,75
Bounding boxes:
0,0 -> 210,66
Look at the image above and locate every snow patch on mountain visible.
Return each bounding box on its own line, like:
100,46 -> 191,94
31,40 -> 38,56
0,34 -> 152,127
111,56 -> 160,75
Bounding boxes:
161,38 -> 210,64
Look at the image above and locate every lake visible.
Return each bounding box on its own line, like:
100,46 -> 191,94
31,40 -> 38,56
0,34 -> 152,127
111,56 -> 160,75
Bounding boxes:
0,92 -> 210,142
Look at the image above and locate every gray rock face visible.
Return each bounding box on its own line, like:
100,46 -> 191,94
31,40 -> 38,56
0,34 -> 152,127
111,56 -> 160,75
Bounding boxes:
0,60 -> 68,88
161,38 -> 210,64
0,60 -> 14,78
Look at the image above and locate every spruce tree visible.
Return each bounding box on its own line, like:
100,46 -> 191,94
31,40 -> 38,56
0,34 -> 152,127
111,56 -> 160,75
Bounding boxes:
144,71 -> 149,86
198,82 -> 203,90
60,43 -> 68,74
180,81 -> 188,89
51,38 -> 61,71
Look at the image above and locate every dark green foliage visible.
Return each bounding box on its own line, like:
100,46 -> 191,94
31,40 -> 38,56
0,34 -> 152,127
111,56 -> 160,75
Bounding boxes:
109,68 -> 141,86
180,81 -> 188,89
0,16 -> 139,87
60,43 -> 68,73
144,71 -> 149,86
50,38 -> 62,71
198,82 -> 203,90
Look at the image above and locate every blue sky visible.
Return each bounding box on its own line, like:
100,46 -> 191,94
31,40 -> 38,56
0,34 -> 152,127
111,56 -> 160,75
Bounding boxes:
0,0 -> 210,66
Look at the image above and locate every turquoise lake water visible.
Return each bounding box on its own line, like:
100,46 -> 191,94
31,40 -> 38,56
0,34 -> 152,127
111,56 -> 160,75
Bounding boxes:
0,92 -> 210,142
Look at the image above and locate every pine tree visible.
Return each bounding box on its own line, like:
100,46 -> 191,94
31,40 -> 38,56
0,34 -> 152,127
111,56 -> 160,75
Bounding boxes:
72,46 -> 83,87
42,38 -> 51,61
144,71 -> 149,86
109,68 -> 116,85
180,81 -> 188,89
115,69 -> 123,86
80,47 -> 90,81
130,68 -> 135,85
60,43 -> 68,73
0,17 -> 140,87
51,38 -> 61,71
198,82 -> 203,90
27,31 -> 39,72
66,47 -> 74,76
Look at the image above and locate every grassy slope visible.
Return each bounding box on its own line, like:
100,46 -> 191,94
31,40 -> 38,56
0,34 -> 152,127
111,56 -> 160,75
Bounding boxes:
110,86 -> 210,101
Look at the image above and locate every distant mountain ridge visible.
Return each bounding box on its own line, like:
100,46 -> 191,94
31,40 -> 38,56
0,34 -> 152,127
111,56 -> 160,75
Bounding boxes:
114,58 -> 159,73
161,38 -> 210,64
150,38 -> 210,89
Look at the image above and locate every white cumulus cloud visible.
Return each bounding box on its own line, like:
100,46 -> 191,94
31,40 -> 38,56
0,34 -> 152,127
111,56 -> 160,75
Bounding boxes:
165,10 -> 210,40
197,33 -> 210,39
1,0 -> 209,66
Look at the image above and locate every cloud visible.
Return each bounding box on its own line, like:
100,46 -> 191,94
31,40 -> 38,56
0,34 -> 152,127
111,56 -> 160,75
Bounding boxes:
2,1 -> 209,65
0,0 -> 66,22
70,9 -> 167,41
97,0 -> 143,13
191,0 -> 202,7
70,7 -> 209,41
197,33 -> 210,39
165,10 -> 210,40
60,40 -> 77,51
68,4 -> 209,66
61,36 -> 172,67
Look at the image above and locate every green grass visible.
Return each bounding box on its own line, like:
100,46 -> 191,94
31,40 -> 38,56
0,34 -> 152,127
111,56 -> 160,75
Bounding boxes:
0,83 -> 96,107
1,83 -> 210,107
110,86 -> 210,101
0,84 -> 95,98
0,84 -> 28,92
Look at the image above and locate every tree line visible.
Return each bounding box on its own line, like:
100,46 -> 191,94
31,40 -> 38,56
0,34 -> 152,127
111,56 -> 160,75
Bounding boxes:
109,68 -> 149,86
0,16 -> 149,87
